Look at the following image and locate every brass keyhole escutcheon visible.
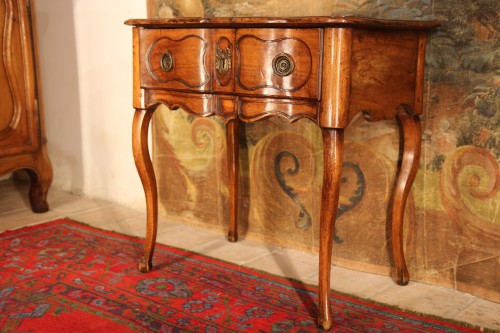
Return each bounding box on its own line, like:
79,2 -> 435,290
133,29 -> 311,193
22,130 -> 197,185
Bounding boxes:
272,53 -> 295,77
215,46 -> 232,75
160,51 -> 174,72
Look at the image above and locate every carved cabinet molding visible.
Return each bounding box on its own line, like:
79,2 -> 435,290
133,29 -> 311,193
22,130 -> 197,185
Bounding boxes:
0,0 -> 52,212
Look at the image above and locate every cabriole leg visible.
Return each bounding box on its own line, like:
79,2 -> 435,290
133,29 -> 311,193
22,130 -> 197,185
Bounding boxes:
318,128 -> 344,330
392,105 -> 422,285
132,108 -> 157,273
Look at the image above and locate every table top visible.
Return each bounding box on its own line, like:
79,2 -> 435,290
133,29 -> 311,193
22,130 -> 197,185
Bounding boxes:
125,16 -> 440,30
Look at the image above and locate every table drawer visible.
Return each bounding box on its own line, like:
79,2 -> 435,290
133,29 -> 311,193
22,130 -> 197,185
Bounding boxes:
139,29 -> 211,91
235,29 -> 321,100
138,28 -> 321,99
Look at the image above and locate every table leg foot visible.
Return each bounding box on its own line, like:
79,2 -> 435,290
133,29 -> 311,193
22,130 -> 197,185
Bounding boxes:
318,302 -> 333,331
227,231 -> 238,242
396,268 -> 410,286
139,256 -> 153,273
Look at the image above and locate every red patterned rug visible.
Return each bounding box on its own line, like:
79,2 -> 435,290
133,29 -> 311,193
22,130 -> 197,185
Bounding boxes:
0,219 -> 484,332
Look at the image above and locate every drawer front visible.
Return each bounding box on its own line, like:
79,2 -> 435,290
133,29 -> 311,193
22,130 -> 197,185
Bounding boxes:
139,28 -> 212,92
235,29 -> 321,100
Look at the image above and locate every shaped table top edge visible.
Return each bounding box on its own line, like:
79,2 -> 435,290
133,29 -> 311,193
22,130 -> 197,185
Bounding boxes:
124,16 -> 440,30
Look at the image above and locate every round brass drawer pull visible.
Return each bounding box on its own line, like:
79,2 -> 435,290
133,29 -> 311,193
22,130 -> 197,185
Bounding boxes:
272,53 -> 295,77
160,51 -> 174,72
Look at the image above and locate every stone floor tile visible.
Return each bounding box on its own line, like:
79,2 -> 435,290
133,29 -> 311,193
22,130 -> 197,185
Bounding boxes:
193,238 -> 280,265
306,266 -> 394,298
0,209 -> 63,232
0,181 -> 31,213
49,192 -> 112,215
102,214 -> 182,238
370,281 -> 474,318
244,248 -> 318,282
155,224 -> 225,251
68,205 -> 143,227
452,298 -> 500,331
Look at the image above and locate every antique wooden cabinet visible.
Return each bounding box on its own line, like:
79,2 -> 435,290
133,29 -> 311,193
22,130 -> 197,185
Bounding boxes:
0,0 -> 52,212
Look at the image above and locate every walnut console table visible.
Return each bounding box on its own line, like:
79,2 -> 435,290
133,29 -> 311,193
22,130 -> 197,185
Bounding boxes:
126,16 -> 439,330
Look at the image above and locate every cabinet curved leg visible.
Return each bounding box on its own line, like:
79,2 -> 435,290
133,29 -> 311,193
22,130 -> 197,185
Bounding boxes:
226,119 -> 240,242
132,108 -> 157,273
27,145 -> 53,213
392,105 -> 421,285
318,128 -> 344,330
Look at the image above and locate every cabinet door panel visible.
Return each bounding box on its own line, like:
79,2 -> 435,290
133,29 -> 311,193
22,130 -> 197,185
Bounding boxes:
0,0 -> 38,155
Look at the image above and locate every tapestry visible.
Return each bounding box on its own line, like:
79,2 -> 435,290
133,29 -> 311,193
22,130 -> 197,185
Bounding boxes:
0,220 -> 485,332
148,0 -> 500,303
